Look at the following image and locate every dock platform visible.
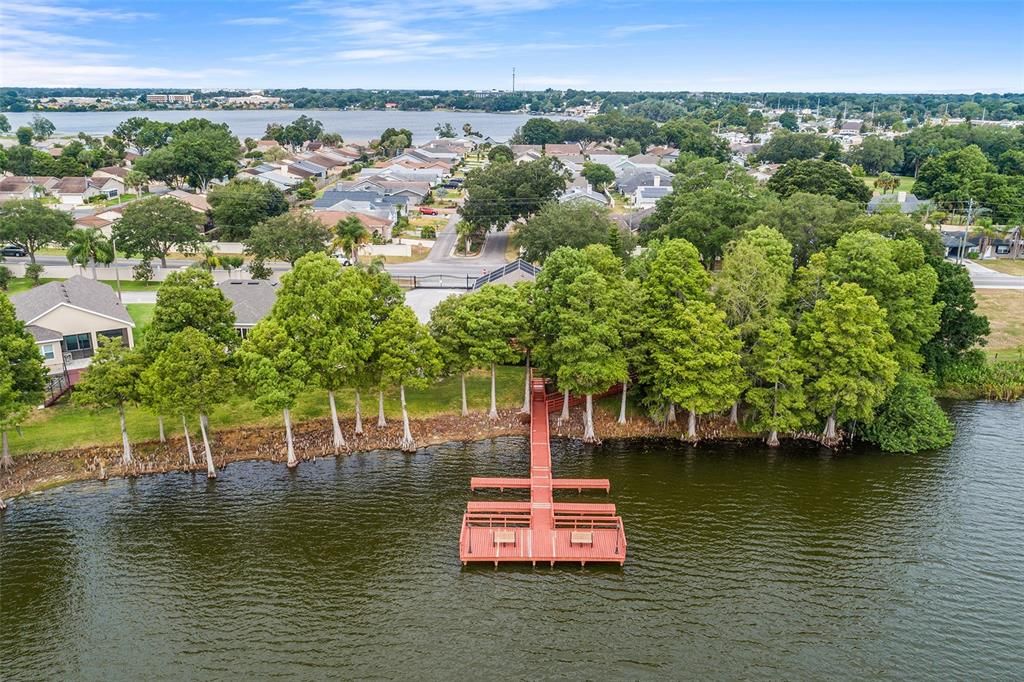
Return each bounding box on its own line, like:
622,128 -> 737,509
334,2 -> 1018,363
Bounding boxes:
458,378 -> 627,566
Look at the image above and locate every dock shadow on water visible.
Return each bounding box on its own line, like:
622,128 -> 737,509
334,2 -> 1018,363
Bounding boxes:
2,402 -> 1022,679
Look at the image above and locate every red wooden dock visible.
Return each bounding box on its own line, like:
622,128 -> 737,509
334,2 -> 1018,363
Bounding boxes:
459,377 -> 627,566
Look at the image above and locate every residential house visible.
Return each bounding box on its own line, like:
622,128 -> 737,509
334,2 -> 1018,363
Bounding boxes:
311,209 -> 393,240
10,276 -> 136,396
633,185 -> 672,209
356,166 -> 443,185
839,120 -> 863,136
543,143 -> 581,157
0,176 -> 57,203
217,280 -> 278,338
90,176 -> 124,200
616,167 -> 673,195
166,189 -> 211,214
558,186 -> 610,206
92,166 -> 130,182
52,177 -> 100,206
867,192 -> 929,215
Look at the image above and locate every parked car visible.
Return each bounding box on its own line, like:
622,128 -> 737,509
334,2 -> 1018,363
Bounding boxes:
1,244 -> 27,257
448,177 -> 464,185
442,182 -> 460,189
418,206 -> 439,215
337,256 -> 352,267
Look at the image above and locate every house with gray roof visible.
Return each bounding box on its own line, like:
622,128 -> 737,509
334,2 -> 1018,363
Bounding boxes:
633,185 -> 672,208
616,167 -> 673,195
558,186 -> 610,206
217,280 -> 278,338
9,276 -> 135,388
867,192 -> 930,215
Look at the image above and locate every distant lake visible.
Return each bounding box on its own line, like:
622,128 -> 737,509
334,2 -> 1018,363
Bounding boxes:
2,110 -> 573,143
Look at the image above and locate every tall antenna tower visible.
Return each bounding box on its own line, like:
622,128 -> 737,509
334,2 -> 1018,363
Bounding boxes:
512,67 -> 516,93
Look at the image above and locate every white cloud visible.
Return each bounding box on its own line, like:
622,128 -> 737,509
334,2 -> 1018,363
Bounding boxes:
224,17 -> 287,26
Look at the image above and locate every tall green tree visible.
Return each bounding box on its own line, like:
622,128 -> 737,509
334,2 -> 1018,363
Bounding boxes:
373,305 -> 442,451
767,159 -> 873,203
142,328 -> 233,477
921,259 -> 991,377
271,254 -> 373,452
827,231 -> 940,368
65,228 -> 114,279
73,338 -> 144,466
550,269 -> 627,442
236,319 -> 311,468
514,201 -> 619,263
357,267 -> 405,431
208,179 -> 289,241
429,294 -> 475,417
581,162 -> 615,191
459,157 -> 567,241
0,200 -> 73,264
462,285 -> 525,418
30,115 -> 55,141
145,269 -> 237,353
0,298 -> 47,473
112,196 -> 203,268
638,300 -> 744,439
797,283 -> 899,441
714,226 -> 794,342
745,318 -> 808,446
245,210 -> 331,265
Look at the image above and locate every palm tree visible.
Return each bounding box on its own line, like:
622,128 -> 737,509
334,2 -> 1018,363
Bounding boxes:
333,216 -> 369,263
65,228 -> 114,279
873,172 -> 899,195
198,245 -> 221,272
123,170 -> 149,198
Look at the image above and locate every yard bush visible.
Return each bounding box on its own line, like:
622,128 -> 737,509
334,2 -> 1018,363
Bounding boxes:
24,263 -> 44,284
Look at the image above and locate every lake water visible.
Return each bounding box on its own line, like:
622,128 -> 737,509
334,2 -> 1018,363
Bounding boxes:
1,401 -> 1022,680
1,110 -> 568,143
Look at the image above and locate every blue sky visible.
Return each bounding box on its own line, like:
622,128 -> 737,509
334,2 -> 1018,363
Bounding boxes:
1,0 -> 1022,92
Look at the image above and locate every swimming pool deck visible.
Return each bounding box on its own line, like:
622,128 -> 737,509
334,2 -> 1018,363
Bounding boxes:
458,378 -> 627,566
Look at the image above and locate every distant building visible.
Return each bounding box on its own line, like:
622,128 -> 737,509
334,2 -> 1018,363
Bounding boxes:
146,93 -> 194,104
217,280 -> 277,338
226,94 -> 282,106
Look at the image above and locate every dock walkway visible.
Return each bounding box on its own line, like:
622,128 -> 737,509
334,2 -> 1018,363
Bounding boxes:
458,378 -> 627,566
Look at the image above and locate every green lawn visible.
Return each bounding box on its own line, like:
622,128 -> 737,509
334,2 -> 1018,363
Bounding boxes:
974,259 -> 1024,276
10,366 -> 529,456
126,303 -> 155,332
3,277 -> 161,295
863,175 -> 915,194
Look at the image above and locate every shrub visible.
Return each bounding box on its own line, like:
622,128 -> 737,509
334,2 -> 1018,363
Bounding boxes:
24,262 -> 44,284
133,261 -> 154,282
864,372 -> 954,453
420,225 -> 437,239
0,265 -> 10,290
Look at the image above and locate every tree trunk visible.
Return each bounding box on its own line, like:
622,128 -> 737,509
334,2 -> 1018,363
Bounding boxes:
158,415 -> 166,443
823,409 -> 838,441
354,389 -> 364,435
582,394 -> 597,443
182,415 -> 196,468
618,380 -> 628,424
118,403 -> 133,466
488,363 -> 498,419
283,407 -> 298,468
160,254 -> 168,269
377,389 -> 387,427
91,258 -> 98,280
687,409 -> 697,440
199,412 -> 216,479
29,249 -> 36,265
558,389 -> 570,424
399,384 -> 415,451
729,402 -> 739,425
327,390 -> 345,453
667,403 -> 677,424
524,352 -> 532,411
767,429 -> 780,447
460,373 -> 469,417
0,430 -> 12,472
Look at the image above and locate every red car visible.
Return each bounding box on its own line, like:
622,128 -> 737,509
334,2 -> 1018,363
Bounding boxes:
418,206 -> 438,215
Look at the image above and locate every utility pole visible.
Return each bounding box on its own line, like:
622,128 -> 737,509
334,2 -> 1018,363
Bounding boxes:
958,198 -> 975,264
111,235 -> 123,303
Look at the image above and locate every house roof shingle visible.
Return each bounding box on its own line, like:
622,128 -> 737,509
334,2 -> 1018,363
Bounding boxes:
10,276 -> 134,326
217,280 -> 278,326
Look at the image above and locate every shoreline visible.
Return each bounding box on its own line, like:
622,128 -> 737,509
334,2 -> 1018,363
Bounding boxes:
1,408 -> 769,505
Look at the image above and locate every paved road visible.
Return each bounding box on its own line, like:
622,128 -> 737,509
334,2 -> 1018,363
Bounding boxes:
959,259 -> 1024,290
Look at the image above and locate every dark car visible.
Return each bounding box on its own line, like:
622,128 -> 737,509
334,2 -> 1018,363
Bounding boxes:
1,245 -> 27,257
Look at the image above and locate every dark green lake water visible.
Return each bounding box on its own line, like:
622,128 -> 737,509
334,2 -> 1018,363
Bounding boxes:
2,401 -> 1022,680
